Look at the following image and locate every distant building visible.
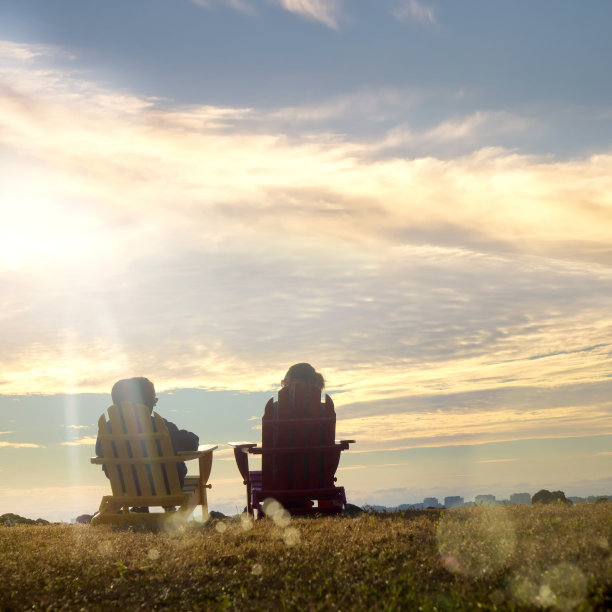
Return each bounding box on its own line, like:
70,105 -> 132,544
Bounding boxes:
475,494 -> 496,506
423,497 -> 440,508
444,496 -> 464,508
587,495 -> 612,503
396,504 -> 415,511
510,493 -> 531,505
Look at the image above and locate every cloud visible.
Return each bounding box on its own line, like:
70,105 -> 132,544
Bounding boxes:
373,111 -> 533,157
339,403 -> 612,453
393,0 -> 436,24
0,429 -> 45,448
191,0 -> 255,14
59,436 -> 97,447
270,87 -> 422,124
424,111 -> 531,144
62,424 -> 90,430
0,41 -> 74,62
0,442 -> 45,449
272,0 -> 342,28
0,37 -> 611,452
190,0 -> 341,27
339,462 -> 409,471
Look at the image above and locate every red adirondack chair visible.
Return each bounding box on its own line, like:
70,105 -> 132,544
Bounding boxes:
229,381 -> 355,517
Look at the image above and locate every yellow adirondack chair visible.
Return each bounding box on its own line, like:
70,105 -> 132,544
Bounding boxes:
90,402 -> 217,526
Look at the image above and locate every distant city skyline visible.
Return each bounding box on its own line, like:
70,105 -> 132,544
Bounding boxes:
371,491 -> 612,512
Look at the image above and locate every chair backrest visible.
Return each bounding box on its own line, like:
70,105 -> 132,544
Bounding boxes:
261,382 -> 341,491
96,402 -> 182,497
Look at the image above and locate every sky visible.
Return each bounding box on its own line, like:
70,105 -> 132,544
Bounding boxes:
1,0 -> 611,522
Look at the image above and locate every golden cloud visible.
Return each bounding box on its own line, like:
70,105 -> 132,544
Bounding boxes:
59,436 -> 97,447
338,405 -> 612,451
0,441 -> 45,449
0,43 -> 611,413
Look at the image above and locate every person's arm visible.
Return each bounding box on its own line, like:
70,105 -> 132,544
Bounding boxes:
164,419 -> 199,452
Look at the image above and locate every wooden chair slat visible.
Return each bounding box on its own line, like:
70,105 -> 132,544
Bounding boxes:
97,413 -> 126,496
152,412 -> 181,495
118,403 -> 156,496
108,405 -> 142,496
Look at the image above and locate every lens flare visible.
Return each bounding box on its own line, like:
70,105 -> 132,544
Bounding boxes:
262,498 -> 292,527
509,562 -> 588,610
240,513 -> 254,531
282,527 -> 301,547
436,506 -> 516,577
97,540 -> 112,555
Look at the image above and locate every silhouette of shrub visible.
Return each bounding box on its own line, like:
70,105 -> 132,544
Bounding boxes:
532,489 -> 572,505
0,513 -> 50,526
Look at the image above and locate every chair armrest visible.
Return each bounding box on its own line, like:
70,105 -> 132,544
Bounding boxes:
228,442 -> 258,482
198,443 -> 219,453
228,441 -> 258,453
91,445 -> 218,466
250,444 -> 350,454
91,456 -> 181,465
177,444 -> 218,461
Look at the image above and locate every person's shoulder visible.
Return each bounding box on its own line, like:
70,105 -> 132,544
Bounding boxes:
162,417 -> 196,437
161,416 -> 179,431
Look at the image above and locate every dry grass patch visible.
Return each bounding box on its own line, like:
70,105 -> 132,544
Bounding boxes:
0,504 -> 610,610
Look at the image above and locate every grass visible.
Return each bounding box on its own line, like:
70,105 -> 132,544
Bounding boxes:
0,504 -> 610,610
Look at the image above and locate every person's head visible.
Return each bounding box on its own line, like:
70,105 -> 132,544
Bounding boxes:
282,363 -> 325,390
111,377 -> 158,412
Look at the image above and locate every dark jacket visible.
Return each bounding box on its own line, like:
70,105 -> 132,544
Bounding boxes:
95,416 -> 199,487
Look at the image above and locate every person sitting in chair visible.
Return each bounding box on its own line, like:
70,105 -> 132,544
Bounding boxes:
281,362 -> 325,390
95,377 -> 199,489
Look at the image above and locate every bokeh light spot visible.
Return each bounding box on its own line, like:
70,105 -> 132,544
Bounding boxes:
436,506 -> 516,577
510,563 -> 588,610
240,513 -> 254,531
283,527 -> 300,547
97,540 -> 112,555
262,498 -> 292,527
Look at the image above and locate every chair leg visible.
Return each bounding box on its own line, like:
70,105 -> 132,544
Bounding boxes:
246,481 -> 253,516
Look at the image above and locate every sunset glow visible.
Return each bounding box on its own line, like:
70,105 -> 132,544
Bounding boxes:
1,1 -> 611,520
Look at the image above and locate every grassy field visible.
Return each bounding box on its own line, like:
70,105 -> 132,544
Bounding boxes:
0,503 -> 610,610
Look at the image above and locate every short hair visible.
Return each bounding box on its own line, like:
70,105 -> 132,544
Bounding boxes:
111,377 -> 156,410
283,363 -> 325,389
